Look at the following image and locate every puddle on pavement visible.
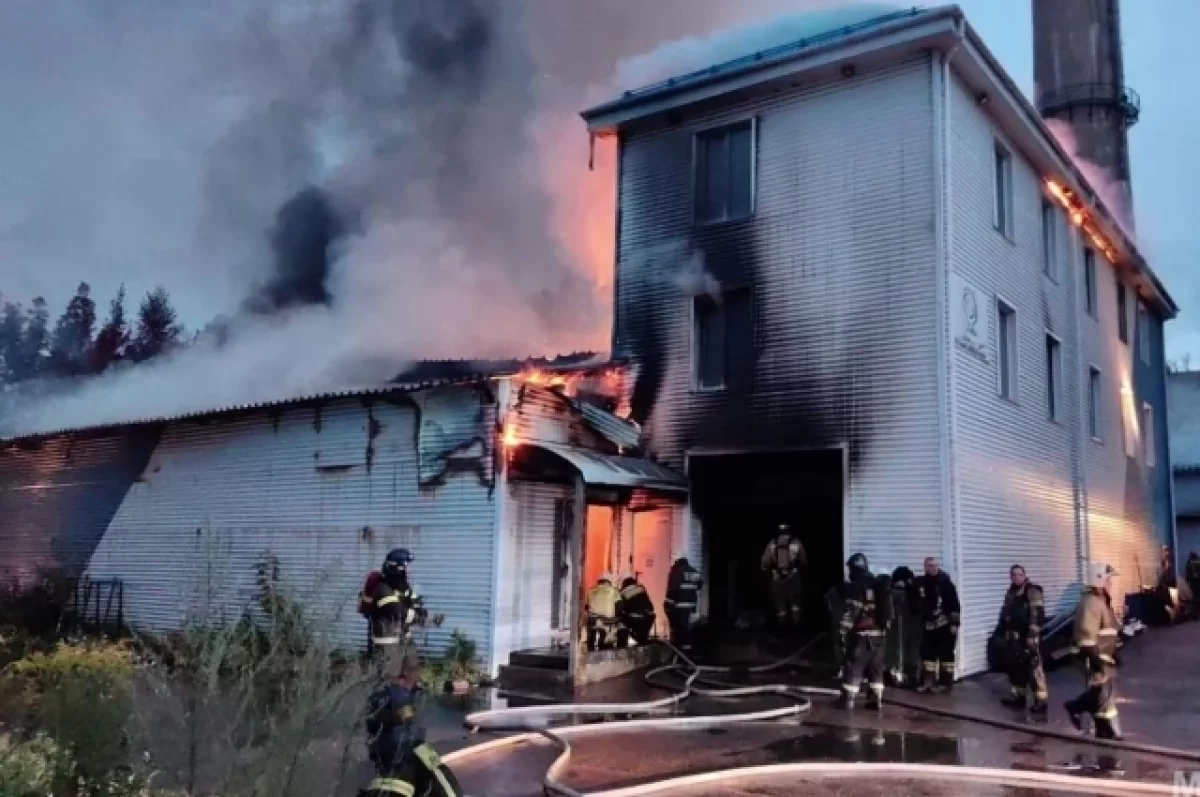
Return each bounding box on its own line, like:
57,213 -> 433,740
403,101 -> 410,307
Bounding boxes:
757,722 -> 963,765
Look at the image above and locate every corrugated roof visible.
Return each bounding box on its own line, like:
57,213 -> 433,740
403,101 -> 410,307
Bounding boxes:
530,441 -> 687,493
582,6 -> 928,121
1168,372 -> 1200,471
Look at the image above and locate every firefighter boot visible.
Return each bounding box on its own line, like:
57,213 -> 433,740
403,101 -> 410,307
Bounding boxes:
1000,689 -> 1026,709
916,666 -> 937,694
865,686 -> 884,711
1029,698 -> 1049,716
834,689 -> 856,710
1095,715 -> 1124,741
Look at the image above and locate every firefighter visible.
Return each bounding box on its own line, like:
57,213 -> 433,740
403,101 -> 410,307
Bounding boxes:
914,557 -> 961,694
586,573 -> 622,651
887,565 -> 919,687
760,523 -> 807,629
360,671 -> 463,797
359,569 -> 384,657
369,548 -> 429,680
835,552 -> 892,710
617,575 -> 656,646
1065,563 -> 1123,740
997,564 -> 1049,714
1186,552 -> 1200,606
664,554 -> 703,653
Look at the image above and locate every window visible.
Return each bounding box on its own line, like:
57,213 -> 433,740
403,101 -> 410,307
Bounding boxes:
693,290 -> 753,391
1117,281 -> 1129,344
551,499 -> 573,630
997,299 -> 1017,400
695,121 -> 755,224
993,141 -> 1013,237
1045,333 -> 1062,421
1143,402 -> 1156,466
1041,201 -> 1058,281
1088,366 -> 1103,440
1083,247 -> 1097,318
1138,303 -> 1151,364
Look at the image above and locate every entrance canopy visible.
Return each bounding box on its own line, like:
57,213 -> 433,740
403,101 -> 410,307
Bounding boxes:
529,441 -> 688,494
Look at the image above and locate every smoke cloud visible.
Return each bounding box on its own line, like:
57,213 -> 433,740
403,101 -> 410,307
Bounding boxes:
1,0 -> 888,436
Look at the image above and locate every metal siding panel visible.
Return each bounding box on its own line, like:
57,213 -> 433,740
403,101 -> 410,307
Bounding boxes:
493,481 -> 569,663
0,430 -> 159,587
616,60 -> 944,591
86,394 -> 498,667
948,74 -> 1083,674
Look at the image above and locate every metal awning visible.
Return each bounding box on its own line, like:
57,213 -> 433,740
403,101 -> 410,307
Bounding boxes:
530,441 -> 688,493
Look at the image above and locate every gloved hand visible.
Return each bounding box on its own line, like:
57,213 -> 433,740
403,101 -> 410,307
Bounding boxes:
949,625 -> 959,637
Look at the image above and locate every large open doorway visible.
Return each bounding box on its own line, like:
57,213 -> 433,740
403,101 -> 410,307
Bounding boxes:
689,449 -> 845,654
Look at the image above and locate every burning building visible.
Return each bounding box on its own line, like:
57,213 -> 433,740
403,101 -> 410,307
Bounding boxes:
0,357 -> 689,682
582,4 -> 1176,674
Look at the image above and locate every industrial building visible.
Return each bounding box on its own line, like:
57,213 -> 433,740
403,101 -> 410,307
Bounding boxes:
582,3 -> 1176,674
0,359 -> 688,682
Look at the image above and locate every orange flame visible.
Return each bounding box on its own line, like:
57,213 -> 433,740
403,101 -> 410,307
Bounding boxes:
1044,179 -> 1119,262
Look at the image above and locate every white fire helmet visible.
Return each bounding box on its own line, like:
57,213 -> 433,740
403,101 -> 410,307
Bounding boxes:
600,572 -> 614,584
1089,562 -> 1119,587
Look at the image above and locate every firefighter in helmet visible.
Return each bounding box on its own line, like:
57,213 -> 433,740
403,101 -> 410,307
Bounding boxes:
914,557 -> 961,693
617,574 -> 656,646
586,573 -> 622,651
359,670 -> 463,797
997,564 -> 1049,714
835,552 -> 893,710
760,523 -> 807,629
664,554 -> 703,653
369,548 -> 429,680
1065,563 -> 1123,740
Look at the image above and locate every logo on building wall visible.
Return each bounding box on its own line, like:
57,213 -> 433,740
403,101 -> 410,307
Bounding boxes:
951,273 -> 989,362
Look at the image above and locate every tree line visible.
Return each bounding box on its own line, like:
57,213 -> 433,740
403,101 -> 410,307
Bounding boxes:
0,283 -> 184,385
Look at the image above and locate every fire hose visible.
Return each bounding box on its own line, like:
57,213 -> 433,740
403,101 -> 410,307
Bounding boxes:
441,638 -> 1200,797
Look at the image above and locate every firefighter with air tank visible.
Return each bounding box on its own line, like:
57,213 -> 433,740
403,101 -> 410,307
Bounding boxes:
835,552 -> 893,710
665,554 -> 703,653
617,574 -> 656,646
1066,562 -> 1124,740
914,557 -> 961,693
365,548 -> 441,680
760,523 -> 807,630
996,564 -> 1049,714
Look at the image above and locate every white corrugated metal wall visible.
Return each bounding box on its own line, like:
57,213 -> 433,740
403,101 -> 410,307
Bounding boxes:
86,393 -> 499,667
945,72 -> 1084,673
493,480 -> 572,666
617,59 -> 945,608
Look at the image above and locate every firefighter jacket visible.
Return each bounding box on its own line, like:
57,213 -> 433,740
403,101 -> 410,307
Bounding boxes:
366,682 -> 423,769
586,582 -> 621,622
619,582 -> 655,623
370,580 -> 425,644
1074,586 -> 1120,675
760,536 -> 807,578
839,571 -> 892,640
915,571 -> 961,631
665,560 -> 703,612
999,583 -> 1045,642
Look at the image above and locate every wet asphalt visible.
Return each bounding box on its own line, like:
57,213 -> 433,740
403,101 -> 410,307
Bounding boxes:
345,622 -> 1200,797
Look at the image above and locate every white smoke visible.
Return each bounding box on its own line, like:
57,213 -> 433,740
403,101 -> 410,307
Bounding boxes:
2,0 -> 896,436
1043,118 -> 1137,243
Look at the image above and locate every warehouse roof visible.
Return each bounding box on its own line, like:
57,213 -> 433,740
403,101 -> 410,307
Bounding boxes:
581,4 -> 1177,319
0,354 -> 620,445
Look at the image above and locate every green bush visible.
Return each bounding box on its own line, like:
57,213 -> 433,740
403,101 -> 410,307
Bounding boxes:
418,629 -> 483,691
0,733 -> 73,797
11,641 -> 135,784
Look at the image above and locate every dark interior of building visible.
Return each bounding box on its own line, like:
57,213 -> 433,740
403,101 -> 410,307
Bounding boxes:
690,449 -> 845,658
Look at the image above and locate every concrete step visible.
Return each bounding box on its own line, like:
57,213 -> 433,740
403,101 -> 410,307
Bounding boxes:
498,664 -> 572,694
509,650 -> 569,670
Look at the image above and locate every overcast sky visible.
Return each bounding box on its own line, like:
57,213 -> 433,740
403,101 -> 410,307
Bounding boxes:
1,1 -> 1196,360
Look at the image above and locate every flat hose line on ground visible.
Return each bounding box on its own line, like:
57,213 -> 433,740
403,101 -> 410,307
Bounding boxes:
444,639 -> 1199,796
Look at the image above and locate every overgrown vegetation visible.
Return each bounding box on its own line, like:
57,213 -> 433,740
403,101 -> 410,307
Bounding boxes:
0,552 -> 486,797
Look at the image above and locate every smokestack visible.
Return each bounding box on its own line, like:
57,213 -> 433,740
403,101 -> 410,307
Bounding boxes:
1032,0 -> 1139,216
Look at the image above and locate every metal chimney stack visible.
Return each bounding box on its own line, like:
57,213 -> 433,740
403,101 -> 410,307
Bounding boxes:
1032,0 -> 1139,215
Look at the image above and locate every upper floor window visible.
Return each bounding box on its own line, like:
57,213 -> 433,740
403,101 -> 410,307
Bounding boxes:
997,298 -> 1018,401
695,120 -> 755,225
1045,333 -> 1062,421
1041,201 -> 1058,281
993,140 -> 1013,238
1088,366 -> 1103,441
1143,402 -> 1156,467
1138,302 -> 1151,364
1083,247 -> 1097,318
693,290 -> 753,391
1117,281 -> 1129,344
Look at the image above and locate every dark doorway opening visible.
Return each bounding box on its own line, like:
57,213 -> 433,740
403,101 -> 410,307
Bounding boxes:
689,449 -> 844,655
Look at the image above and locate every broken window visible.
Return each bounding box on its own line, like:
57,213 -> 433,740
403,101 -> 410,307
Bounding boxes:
695,120 -> 755,224
693,290 -> 753,392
